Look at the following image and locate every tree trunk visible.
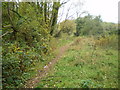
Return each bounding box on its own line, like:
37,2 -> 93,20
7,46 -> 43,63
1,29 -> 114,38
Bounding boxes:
50,2 -> 60,36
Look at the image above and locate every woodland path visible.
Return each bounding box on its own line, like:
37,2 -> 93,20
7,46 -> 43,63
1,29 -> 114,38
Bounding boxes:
24,41 -> 74,88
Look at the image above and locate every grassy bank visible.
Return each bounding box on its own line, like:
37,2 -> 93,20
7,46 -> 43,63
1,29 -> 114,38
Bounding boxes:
36,36 -> 118,88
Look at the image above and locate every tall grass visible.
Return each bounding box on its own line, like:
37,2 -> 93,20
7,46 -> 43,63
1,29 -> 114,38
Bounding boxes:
94,34 -> 118,50
36,36 -> 118,88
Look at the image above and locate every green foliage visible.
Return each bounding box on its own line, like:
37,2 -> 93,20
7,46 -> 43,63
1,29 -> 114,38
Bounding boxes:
75,17 -> 85,36
2,41 -> 41,87
59,20 -> 76,36
2,2 -> 59,88
36,37 -> 118,88
75,14 -> 117,37
102,22 -> 118,35
0,30 -> 1,46
2,2 -> 118,88
94,34 -> 118,50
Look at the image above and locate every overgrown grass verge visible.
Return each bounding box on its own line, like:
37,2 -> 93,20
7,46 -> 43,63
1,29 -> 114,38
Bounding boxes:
36,36 -> 118,88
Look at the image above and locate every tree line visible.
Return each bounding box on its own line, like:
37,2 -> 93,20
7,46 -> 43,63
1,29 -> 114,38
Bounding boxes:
55,14 -> 118,37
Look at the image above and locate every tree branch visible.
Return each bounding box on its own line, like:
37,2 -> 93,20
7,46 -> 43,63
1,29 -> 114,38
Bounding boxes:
0,31 -> 13,39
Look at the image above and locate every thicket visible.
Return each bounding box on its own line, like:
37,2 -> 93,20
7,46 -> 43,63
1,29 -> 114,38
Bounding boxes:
58,20 -> 76,36
2,2 -> 61,88
75,15 -> 117,37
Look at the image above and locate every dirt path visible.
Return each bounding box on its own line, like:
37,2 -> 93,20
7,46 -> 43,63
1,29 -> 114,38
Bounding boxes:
24,42 -> 73,88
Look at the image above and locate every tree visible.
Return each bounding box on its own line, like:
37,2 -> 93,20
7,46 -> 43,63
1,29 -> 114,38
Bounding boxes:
75,14 -> 103,36
60,19 -> 76,35
2,1 -> 63,88
75,17 -> 85,36
50,1 -> 61,36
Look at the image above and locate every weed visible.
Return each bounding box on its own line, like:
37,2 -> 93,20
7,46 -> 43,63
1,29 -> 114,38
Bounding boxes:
36,37 -> 118,88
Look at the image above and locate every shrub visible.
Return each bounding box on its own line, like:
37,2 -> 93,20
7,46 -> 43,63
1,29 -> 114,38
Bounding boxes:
59,20 -> 76,36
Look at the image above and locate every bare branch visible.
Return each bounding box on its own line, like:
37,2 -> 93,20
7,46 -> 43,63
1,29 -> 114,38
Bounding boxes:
65,3 -> 72,20
0,31 -> 13,39
2,25 -> 12,28
60,0 -> 70,6
67,12 -> 76,19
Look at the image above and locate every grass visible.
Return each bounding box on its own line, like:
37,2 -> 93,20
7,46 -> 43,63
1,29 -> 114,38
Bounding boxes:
20,50 -> 56,87
55,34 -> 74,48
23,36 -> 75,87
36,36 -> 118,88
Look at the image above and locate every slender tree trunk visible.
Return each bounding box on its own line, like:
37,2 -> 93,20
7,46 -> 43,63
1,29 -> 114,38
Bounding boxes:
50,2 -> 60,36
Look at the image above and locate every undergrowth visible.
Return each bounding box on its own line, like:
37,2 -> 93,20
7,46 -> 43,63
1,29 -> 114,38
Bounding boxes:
36,36 -> 118,88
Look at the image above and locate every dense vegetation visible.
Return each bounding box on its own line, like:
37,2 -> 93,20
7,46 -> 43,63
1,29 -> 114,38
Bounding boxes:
2,2 -> 61,88
1,1 -> 118,88
75,15 -> 117,36
37,37 -> 118,88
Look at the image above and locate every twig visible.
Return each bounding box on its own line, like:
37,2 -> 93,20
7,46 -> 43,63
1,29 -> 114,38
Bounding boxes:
0,31 -> 13,39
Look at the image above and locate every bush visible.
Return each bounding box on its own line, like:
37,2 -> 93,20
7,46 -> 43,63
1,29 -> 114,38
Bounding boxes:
94,34 -> 118,49
2,41 -> 45,88
59,20 -> 76,36
75,15 -> 103,36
